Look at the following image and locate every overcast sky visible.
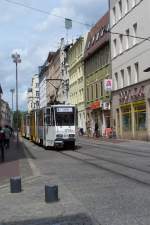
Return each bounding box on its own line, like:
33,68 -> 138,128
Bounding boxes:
0,0 -> 108,111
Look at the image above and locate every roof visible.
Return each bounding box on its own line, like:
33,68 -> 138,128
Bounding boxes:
84,12 -> 109,60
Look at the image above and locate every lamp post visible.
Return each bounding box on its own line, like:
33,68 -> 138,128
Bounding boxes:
10,88 -> 15,128
11,53 -> 21,144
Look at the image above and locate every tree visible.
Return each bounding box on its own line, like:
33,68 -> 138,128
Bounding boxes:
13,111 -> 23,130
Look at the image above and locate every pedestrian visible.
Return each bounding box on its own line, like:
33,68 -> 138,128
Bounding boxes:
3,125 -> 11,149
94,122 -> 99,138
0,127 -> 5,162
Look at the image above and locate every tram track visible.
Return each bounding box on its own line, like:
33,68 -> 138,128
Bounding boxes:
77,140 -> 150,158
59,149 -> 150,186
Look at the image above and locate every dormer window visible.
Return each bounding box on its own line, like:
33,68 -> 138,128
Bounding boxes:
100,27 -> 104,37
92,36 -> 95,45
96,32 -> 100,41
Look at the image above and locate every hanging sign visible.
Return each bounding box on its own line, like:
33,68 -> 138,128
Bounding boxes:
104,79 -> 112,91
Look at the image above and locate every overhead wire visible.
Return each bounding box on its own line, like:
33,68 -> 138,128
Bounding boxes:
1,0 -> 92,27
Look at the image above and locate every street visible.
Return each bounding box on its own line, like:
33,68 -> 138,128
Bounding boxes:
1,137 -> 150,225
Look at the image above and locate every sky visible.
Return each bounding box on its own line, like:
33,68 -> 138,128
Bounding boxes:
0,0 -> 108,111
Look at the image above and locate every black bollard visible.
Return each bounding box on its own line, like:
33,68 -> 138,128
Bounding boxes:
45,185 -> 58,203
10,176 -> 22,193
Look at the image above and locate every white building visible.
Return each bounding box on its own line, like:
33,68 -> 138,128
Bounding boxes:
110,0 -> 150,140
27,74 -> 39,112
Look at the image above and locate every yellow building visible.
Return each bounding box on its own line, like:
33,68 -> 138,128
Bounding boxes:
68,36 -> 87,133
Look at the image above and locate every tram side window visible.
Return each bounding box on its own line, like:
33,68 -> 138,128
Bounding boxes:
45,109 -> 50,125
39,110 -> 43,126
51,108 -> 55,126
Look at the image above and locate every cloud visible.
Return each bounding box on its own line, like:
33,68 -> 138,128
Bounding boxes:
0,0 -> 108,111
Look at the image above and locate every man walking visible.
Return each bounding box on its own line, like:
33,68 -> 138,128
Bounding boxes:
3,125 -> 11,149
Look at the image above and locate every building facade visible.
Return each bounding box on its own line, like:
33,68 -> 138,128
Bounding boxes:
68,36 -> 87,133
0,99 -> 11,127
110,0 -> 150,140
27,74 -> 39,112
84,12 -> 111,136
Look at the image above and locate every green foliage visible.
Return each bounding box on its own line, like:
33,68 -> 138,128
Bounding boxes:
13,111 -> 23,130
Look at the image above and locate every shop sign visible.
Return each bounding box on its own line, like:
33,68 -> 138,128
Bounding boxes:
90,100 -> 101,110
103,101 -> 110,110
119,86 -> 144,104
104,79 -> 112,92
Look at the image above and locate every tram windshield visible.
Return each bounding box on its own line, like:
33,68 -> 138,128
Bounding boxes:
55,107 -> 75,126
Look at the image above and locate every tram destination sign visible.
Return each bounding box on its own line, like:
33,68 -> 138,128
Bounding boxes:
56,107 -> 73,112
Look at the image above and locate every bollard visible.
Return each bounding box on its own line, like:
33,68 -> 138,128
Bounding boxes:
45,185 -> 58,203
10,176 -> 22,193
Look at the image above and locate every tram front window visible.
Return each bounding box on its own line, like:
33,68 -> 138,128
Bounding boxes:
55,107 -> 74,126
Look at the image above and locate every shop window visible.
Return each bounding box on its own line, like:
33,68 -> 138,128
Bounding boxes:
134,103 -> 146,130
121,106 -> 132,131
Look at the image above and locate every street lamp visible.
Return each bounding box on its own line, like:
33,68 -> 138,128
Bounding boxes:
11,53 -> 21,144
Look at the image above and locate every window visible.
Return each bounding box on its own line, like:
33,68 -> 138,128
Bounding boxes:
121,106 -> 132,131
134,62 -> 139,83
118,0 -> 122,19
114,72 -> 118,90
36,91 -> 39,97
87,87 -> 89,101
112,6 -> 116,25
91,36 -> 95,45
91,85 -> 94,100
113,39 -> 117,57
121,69 -> 124,88
134,103 -> 146,131
133,23 -> 137,45
132,0 -> 136,8
100,81 -> 103,96
125,0 -> 129,13
96,32 -> 100,41
127,66 -> 131,85
95,83 -> 98,99
125,29 -> 130,49
36,83 -> 39,88
119,34 -> 123,53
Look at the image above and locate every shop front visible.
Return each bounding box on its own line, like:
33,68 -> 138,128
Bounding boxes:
86,100 -> 111,137
112,81 -> 150,140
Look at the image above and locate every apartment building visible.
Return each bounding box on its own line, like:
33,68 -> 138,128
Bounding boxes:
84,12 -> 111,136
68,36 -> 87,132
110,0 -> 150,140
27,74 -> 39,112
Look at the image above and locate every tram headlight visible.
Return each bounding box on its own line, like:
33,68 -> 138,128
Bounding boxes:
56,134 -> 63,138
69,134 -> 75,138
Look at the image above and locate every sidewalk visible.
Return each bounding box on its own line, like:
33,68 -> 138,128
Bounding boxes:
78,134 -> 128,144
0,136 -> 33,186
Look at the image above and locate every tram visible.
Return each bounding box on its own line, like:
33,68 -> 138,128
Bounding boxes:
22,104 -> 76,149
21,113 -> 30,139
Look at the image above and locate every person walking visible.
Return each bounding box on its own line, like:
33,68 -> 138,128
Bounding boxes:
0,127 -> 5,162
3,125 -> 11,149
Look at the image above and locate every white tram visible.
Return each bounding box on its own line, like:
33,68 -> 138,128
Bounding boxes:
23,105 -> 76,149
